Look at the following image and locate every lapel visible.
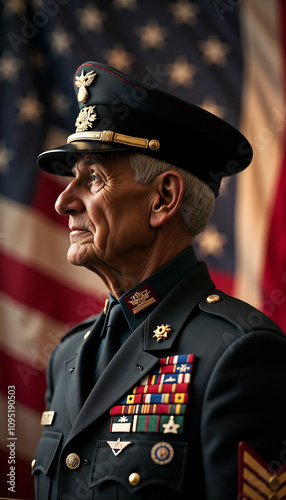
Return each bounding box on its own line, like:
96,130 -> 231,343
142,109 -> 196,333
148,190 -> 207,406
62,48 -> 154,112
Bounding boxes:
66,321 -> 158,444
65,262 -> 215,444
64,312 -> 105,425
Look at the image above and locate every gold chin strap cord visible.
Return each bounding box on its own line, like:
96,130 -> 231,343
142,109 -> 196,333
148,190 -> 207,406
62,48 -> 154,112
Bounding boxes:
67,130 -> 160,151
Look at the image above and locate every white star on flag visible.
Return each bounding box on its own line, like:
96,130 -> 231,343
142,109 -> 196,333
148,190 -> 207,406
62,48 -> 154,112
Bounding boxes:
16,92 -> 44,125
198,34 -> 231,66
196,224 -> 228,258
136,20 -> 168,50
0,52 -> 23,83
76,3 -> 107,33
169,1 -> 200,26
113,0 -> 138,9
49,27 -> 75,56
0,142 -> 14,173
104,44 -> 135,72
199,96 -> 226,119
165,56 -> 197,88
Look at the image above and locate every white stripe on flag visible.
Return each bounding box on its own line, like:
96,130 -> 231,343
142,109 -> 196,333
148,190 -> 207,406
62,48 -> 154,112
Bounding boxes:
0,294 -> 64,367
0,195 -> 108,295
235,0 -> 285,308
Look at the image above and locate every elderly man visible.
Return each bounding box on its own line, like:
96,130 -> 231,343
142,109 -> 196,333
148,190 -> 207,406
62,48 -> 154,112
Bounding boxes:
33,62 -> 286,500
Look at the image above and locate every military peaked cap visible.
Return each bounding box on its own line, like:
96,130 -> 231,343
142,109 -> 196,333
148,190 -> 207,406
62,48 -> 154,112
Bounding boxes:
37,61 -> 253,196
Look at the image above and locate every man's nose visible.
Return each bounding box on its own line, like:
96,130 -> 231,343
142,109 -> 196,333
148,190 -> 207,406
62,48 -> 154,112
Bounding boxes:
55,181 -> 85,215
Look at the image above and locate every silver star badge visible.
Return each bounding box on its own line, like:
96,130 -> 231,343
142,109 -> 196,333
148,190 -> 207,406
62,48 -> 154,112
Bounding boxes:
162,416 -> 180,434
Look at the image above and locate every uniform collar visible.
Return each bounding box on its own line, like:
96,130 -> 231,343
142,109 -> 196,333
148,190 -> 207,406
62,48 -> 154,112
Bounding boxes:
105,246 -> 197,331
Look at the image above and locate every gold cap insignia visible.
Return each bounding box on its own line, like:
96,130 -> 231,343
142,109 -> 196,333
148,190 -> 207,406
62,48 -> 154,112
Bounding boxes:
153,324 -> 172,342
238,442 -> 286,499
75,69 -> 97,103
75,105 -> 97,133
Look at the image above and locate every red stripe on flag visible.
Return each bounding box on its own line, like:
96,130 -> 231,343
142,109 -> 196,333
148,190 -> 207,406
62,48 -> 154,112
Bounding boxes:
262,0 -> 286,333
0,349 -> 46,413
208,268 -> 234,296
0,251 -> 105,326
33,170 -> 71,228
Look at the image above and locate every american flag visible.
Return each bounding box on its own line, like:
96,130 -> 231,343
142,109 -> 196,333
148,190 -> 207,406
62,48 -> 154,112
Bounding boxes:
0,0 -> 285,498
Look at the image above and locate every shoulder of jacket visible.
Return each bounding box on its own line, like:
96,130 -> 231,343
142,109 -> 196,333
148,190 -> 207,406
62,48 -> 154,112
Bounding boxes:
60,314 -> 100,343
199,290 -> 284,336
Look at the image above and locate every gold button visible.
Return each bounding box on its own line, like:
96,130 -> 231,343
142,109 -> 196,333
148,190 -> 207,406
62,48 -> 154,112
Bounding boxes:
269,474 -> 280,491
149,139 -> 160,151
206,294 -> 220,304
128,472 -> 141,486
31,459 -> 36,471
83,330 -> 91,340
66,453 -> 81,470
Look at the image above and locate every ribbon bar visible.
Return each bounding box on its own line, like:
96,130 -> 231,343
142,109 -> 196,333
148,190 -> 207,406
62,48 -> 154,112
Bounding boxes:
110,403 -> 187,416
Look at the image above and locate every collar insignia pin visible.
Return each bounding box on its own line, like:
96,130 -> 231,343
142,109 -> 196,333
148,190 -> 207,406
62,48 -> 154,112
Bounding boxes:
128,289 -> 156,315
153,324 -> 172,342
107,438 -> 131,456
75,69 -> 97,103
124,284 -> 160,316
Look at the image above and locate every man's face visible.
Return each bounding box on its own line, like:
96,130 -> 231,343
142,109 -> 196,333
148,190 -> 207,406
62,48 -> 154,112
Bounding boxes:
55,153 -> 157,275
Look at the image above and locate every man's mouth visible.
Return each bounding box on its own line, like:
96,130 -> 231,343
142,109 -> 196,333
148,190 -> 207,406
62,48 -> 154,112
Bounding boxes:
69,226 -> 92,238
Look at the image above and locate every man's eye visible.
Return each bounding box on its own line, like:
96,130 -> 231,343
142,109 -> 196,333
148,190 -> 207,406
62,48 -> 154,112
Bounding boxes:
91,173 -> 100,182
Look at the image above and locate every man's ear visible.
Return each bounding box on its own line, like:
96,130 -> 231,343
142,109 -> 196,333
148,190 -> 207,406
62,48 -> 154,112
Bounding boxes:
150,170 -> 185,228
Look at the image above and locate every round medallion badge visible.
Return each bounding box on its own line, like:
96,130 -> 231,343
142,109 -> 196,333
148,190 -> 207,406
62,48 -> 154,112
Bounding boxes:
151,442 -> 174,465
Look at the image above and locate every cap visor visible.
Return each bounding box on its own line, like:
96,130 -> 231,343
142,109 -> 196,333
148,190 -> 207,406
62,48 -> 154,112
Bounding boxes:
37,140 -> 132,176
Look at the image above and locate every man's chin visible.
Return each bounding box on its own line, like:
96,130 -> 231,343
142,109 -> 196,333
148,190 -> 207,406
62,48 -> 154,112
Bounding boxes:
67,247 -> 89,267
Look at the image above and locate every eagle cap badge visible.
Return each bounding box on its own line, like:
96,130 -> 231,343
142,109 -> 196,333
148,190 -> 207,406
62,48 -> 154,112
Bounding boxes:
75,105 -> 97,133
75,69 -> 97,103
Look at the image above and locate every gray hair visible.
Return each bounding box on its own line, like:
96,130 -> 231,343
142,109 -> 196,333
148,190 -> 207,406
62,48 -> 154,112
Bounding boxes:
128,153 -> 215,237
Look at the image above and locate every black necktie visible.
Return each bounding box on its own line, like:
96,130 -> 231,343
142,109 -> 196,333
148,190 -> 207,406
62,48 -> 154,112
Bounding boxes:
94,303 -> 126,381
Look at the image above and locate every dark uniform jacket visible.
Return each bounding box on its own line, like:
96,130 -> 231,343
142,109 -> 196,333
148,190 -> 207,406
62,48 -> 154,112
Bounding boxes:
33,249 -> 286,500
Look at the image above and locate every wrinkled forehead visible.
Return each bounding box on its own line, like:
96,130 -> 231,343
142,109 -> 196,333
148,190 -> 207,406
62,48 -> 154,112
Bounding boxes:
72,152 -> 115,174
